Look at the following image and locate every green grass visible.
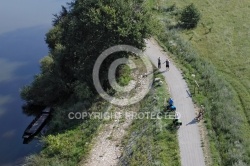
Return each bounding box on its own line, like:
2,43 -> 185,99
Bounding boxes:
118,71 -> 181,166
24,100 -> 109,166
117,64 -> 132,86
23,60 -> 132,166
148,0 -> 250,165
24,54 -> 180,166
163,0 -> 250,124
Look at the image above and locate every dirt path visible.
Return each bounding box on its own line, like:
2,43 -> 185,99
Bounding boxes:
79,64 -> 147,166
145,39 -> 206,166
79,106 -> 134,166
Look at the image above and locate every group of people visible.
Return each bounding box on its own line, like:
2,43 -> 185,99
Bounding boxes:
157,54 -> 204,127
166,97 -> 204,127
158,57 -> 170,70
166,98 -> 182,127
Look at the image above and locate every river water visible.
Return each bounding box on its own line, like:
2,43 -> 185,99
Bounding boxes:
0,0 -> 70,165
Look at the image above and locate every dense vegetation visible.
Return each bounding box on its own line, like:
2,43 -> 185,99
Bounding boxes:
21,0 -> 156,107
150,0 -> 250,165
22,0 -> 180,165
180,3 -> 200,29
21,0 -> 250,165
24,100 -> 108,165
23,56 -> 181,166
119,73 -> 180,166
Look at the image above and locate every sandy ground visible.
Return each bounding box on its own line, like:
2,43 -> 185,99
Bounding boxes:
79,106 -> 135,166
79,66 -> 147,166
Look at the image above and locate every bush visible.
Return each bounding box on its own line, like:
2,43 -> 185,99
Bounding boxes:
180,4 -> 201,29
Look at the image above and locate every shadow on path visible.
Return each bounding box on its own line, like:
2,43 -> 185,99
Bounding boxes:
143,69 -> 167,77
186,118 -> 197,126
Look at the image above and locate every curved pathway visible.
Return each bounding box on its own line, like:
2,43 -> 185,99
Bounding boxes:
145,39 -> 206,166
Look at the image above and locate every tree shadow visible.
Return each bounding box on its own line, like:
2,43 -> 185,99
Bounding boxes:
22,103 -> 46,117
167,124 -> 180,132
154,70 -> 167,75
143,69 -> 167,78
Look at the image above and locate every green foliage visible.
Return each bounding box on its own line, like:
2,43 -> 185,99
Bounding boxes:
154,1 -> 250,165
117,64 -> 132,86
47,102 -> 86,133
180,4 -> 200,29
74,82 -> 93,101
40,56 -> 54,73
24,100 -> 107,166
119,73 -> 180,166
45,26 -> 62,50
43,134 -> 72,157
21,0 -> 156,106
20,72 -> 71,106
155,18 -> 250,166
20,45 -> 73,106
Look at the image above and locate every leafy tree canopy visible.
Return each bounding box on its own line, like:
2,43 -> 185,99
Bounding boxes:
21,0 -> 156,106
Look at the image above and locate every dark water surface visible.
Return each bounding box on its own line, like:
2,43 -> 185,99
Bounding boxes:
0,1 -> 70,165
0,25 -> 48,166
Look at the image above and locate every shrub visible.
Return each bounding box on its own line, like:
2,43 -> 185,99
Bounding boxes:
180,4 -> 201,29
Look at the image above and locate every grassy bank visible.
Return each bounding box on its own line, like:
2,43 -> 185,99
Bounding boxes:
148,0 -> 250,165
118,72 -> 181,166
24,100 -> 108,166
24,56 -> 180,166
23,60 -> 133,165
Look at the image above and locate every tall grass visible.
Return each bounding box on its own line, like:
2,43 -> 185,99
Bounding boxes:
24,100 -> 109,166
154,13 -> 250,165
117,64 -> 132,86
118,72 -> 181,166
23,55 -> 180,166
161,0 -> 250,126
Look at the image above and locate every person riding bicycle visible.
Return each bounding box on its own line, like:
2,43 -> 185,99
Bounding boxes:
169,105 -> 176,111
166,98 -> 175,111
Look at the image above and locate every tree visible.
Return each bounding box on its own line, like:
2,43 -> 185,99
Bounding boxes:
20,0 -> 156,107
180,3 -> 201,29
